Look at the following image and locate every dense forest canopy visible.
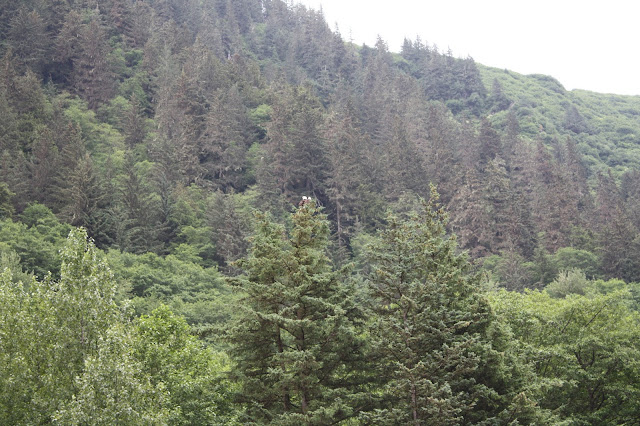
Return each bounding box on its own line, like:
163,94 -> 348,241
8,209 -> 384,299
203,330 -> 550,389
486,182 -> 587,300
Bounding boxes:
1,0 -> 640,424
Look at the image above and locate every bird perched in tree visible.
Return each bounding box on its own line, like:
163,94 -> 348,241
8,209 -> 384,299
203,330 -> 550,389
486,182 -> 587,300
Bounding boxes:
299,196 -> 312,207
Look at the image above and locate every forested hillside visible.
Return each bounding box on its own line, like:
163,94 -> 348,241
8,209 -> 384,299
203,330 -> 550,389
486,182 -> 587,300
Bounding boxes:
1,0 -> 640,424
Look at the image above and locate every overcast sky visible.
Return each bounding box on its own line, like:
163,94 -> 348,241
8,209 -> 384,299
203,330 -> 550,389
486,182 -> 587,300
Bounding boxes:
296,0 -> 640,96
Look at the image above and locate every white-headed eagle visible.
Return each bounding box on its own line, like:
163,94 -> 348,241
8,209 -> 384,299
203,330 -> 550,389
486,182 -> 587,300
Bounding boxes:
299,196 -> 312,207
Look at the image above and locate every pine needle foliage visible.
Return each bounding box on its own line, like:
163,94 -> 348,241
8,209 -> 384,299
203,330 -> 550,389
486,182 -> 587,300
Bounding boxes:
228,200 -> 369,424
363,186 -> 537,424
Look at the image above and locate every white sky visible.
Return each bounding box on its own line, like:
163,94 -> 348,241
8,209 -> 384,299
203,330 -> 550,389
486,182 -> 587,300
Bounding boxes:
295,0 -> 640,96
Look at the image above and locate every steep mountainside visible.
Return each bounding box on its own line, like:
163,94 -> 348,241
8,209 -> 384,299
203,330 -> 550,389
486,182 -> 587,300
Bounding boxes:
0,0 -> 639,285
480,65 -> 640,174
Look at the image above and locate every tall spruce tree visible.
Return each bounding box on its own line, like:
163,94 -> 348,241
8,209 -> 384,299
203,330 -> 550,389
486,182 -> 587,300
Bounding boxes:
258,84 -> 329,206
363,187 -> 535,424
228,200 -> 369,424
323,96 -> 371,254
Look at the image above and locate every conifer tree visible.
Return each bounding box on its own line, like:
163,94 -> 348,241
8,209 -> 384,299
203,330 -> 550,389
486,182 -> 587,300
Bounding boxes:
529,141 -> 579,251
129,0 -> 152,48
488,78 -> 511,112
66,14 -> 115,109
155,66 -> 208,185
7,8 -> 50,74
594,171 -> 640,281
422,103 -> 460,202
382,113 -> 427,200
123,94 -> 148,149
28,128 -> 61,207
207,191 -> 253,272
449,168 -> 492,257
105,0 -> 135,46
115,153 -> 162,254
0,71 -> 18,152
0,149 -> 28,212
56,153 -> 101,228
256,84 -> 329,215
229,200 -> 369,424
323,97 -> 371,255
202,85 -> 251,190
621,169 -> 640,230
477,119 -> 503,170
0,182 -> 13,219
485,156 -> 535,256
364,187 -> 530,424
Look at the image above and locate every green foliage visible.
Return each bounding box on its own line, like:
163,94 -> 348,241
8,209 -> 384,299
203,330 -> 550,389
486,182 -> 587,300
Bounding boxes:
0,0 -> 638,286
491,288 -> 640,423
0,228 -> 123,423
0,182 -> 14,219
479,65 -> 640,172
53,323 -> 171,425
97,94 -> 131,130
0,204 -> 71,278
0,228 -> 239,423
1,0 -> 640,422
545,268 -> 593,298
248,103 -> 272,139
482,251 -> 537,291
55,228 -> 121,360
0,246 -> 33,283
551,247 -> 599,278
228,201 -> 369,424
106,250 -> 235,341
59,94 -> 125,162
134,305 -> 239,424
364,188 -> 537,423
484,246 -> 601,291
